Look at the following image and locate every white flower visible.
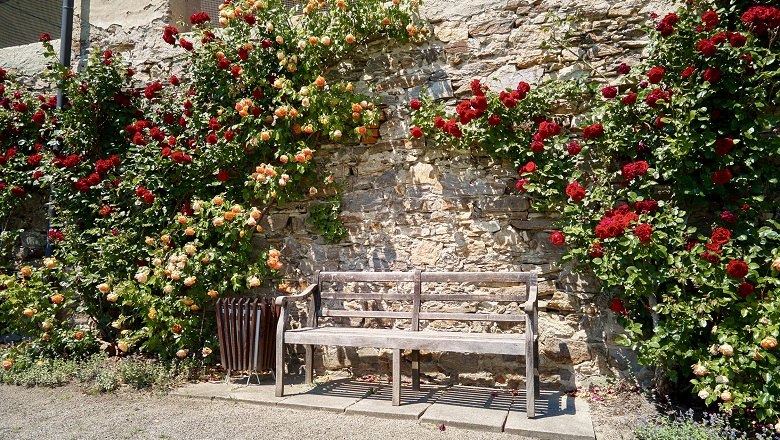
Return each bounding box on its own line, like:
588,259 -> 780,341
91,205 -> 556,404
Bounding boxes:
715,375 -> 729,384
135,269 -> 149,284
698,389 -> 710,400
718,343 -> 734,357
163,284 -> 174,294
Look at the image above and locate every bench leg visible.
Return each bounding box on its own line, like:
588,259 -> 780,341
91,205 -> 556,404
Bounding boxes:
411,350 -> 420,391
526,346 -> 536,418
275,343 -> 285,397
534,340 -> 541,399
392,348 -> 401,406
304,344 -> 315,385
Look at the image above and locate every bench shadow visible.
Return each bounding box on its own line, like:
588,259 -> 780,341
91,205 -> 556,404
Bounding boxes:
511,389 -> 577,418
304,378 -> 383,399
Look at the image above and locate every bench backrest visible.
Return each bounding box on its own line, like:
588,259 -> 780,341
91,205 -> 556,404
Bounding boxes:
313,271 -> 536,329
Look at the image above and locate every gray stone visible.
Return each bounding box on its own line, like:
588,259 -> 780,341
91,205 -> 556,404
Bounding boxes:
469,18 -> 515,37
278,380 -> 382,412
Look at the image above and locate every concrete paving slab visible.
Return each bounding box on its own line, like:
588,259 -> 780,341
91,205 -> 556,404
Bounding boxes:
418,386 -> 514,432
505,390 -> 595,440
346,384 -> 444,420
277,379 -> 382,413
170,376 -> 308,406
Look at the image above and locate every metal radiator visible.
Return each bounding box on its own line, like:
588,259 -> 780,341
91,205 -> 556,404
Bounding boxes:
215,297 -> 279,374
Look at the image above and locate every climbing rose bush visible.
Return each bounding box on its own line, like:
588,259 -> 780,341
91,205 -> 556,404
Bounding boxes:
411,0 -> 779,428
0,0 -> 423,361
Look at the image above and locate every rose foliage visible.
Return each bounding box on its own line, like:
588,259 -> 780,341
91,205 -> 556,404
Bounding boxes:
0,0 -> 423,365
411,0 -> 780,427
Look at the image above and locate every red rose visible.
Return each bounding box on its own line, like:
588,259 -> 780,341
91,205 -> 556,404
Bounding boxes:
621,92 -> 637,105
39,33 -> 52,42
609,298 -> 628,315
10,186 -> 25,197
701,10 -> 719,31
715,138 -> 734,156
565,181 -> 586,202
720,210 -> 736,224
190,12 -> 211,25
648,66 -> 665,84
567,141 -> 582,155
179,38 -> 194,51
645,88 -> 671,108
601,86 -> 617,99
99,205 -> 112,217
729,32 -> 747,47
621,161 -> 649,181
695,39 -> 717,57
617,63 -> 631,75
589,241 -> 604,258
633,223 -> 653,243
726,259 -> 748,279
549,230 -> 565,246
741,6 -> 780,36
520,161 -> 536,174
701,252 -> 721,263
409,99 -> 421,110
47,229 -> 65,242
217,58 -> 231,70
216,170 -> 230,182
711,169 -> 732,185
487,114 -> 501,126
702,67 -> 721,83
710,227 -> 731,246
582,123 -> 604,140
244,14 -> 256,25
515,178 -> 529,192
681,66 -> 696,79
163,26 -> 179,45
433,116 -> 445,129
737,282 -> 754,298
27,154 -> 42,167
410,126 -> 424,138
634,200 -> 658,213
655,13 -> 679,37
530,141 -> 544,152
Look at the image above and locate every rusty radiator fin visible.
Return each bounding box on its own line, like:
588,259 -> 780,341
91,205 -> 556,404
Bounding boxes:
216,297 -> 280,373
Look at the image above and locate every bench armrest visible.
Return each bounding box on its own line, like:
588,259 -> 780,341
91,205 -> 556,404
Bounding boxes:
275,283 -> 318,307
524,282 -> 538,314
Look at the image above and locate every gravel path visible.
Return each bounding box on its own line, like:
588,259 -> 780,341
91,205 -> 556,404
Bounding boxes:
0,385 -> 535,440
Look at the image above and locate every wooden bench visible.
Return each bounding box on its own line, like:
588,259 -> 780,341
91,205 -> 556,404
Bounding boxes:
274,270 -> 540,418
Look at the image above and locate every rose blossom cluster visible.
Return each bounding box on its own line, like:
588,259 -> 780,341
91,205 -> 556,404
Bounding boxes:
594,205 -> 639,240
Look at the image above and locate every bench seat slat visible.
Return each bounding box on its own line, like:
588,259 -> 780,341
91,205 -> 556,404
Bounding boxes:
284,327 -> 526,355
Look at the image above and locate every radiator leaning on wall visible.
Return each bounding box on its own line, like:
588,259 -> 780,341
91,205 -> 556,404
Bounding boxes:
215,297 -> 280,374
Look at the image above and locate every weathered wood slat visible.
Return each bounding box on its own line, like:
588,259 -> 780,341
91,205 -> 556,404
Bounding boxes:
318,293 -> 527,302
319,293 -> 414,301
319,271 -> 416,283
283,327 -> 526,355
421,271 -> 530,283
322,310 -> 413,319
418,312 -> 525,322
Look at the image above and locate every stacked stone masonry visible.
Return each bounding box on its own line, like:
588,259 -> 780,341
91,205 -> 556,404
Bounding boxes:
0,0 -> 677,389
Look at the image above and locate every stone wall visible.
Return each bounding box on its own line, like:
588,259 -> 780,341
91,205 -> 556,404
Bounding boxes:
0,0 -> 677,390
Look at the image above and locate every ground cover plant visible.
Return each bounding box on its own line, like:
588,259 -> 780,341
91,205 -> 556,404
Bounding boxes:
410,0 -> 780,431
0,0 -> 422,363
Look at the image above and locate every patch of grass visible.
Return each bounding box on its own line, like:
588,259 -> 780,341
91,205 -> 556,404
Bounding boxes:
0,353 -> 206,392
